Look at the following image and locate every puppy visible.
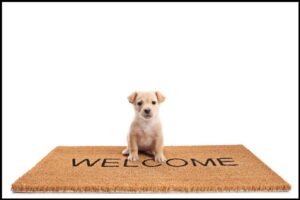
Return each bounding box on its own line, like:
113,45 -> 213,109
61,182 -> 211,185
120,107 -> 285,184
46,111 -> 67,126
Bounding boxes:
122,91 -> 166,163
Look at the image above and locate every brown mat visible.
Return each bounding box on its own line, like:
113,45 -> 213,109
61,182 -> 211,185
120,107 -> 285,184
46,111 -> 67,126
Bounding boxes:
12,145 -> 290,192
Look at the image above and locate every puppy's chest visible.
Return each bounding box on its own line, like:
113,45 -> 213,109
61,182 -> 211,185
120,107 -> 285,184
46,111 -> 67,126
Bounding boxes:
139,125 -> 155,135
136,126 -> 157,147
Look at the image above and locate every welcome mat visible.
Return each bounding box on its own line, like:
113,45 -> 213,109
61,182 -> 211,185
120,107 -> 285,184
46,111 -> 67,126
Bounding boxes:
12,145 -> 290,193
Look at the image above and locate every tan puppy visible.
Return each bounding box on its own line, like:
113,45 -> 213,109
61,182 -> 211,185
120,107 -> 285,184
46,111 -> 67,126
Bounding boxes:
122,91 -> 166,163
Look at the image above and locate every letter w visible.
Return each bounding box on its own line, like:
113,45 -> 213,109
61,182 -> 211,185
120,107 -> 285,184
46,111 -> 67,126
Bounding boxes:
72,158 -> 101,167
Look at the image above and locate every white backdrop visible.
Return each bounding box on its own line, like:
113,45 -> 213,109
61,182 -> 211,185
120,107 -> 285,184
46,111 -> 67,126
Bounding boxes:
3,2 -> 298,198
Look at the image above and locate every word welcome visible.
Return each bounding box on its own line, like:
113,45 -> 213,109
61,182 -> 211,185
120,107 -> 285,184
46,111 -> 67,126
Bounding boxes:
72,157 -> 238,168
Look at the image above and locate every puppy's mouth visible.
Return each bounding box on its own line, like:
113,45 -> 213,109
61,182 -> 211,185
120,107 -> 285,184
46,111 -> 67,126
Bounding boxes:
142,114 -> 153,120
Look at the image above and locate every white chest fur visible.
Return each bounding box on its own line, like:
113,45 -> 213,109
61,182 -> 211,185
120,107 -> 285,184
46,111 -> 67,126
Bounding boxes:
136,119 -> 159,150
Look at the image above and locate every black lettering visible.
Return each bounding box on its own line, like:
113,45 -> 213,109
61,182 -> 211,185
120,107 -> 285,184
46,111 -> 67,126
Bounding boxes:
124,159 -> 138,167
217,157 -> 238,166
72,158 -> 101,167
191,158 -> 216,166
166,158 -> 188,167
101,158 -> 120,167
142,159 -> 162,167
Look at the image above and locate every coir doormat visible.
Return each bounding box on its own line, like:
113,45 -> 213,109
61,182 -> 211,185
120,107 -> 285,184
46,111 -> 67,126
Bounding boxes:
12,145 -> 290,193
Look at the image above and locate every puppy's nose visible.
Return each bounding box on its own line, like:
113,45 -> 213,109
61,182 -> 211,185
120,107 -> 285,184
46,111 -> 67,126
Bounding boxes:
144,109 -> 151,114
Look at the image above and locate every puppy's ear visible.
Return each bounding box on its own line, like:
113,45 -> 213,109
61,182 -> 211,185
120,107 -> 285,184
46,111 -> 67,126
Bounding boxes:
155,91 -> 165,103
128,92 -> 138,104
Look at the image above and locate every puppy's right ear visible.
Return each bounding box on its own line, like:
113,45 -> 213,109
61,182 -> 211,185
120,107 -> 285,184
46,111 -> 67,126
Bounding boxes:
155,91 -> 165,103
128,92 -> 138,104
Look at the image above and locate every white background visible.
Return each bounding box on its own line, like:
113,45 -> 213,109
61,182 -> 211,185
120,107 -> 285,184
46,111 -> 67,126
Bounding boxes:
2,2 -> 298,198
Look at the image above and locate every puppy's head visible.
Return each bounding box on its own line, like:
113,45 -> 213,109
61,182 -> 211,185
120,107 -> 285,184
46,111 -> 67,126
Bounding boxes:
128,91 -> 165,120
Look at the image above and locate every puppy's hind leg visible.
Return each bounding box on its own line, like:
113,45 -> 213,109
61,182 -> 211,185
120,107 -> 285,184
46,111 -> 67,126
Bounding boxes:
122,134 -> 130,155
122,148 -> 129,155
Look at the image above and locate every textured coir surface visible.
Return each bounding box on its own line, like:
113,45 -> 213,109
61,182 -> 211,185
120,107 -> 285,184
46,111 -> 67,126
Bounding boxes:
12,145 -> 290,192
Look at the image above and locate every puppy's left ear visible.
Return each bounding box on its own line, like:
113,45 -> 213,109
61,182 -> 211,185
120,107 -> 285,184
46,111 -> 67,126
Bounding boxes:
155,91 -> 165,103
128,92 -> 138,104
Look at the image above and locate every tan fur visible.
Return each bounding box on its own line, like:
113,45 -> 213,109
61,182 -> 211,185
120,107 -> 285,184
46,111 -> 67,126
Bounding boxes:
122,91 -> 166,163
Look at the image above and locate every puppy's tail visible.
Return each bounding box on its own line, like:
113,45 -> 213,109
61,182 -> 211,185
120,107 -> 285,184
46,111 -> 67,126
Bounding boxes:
122,148 -> 129,155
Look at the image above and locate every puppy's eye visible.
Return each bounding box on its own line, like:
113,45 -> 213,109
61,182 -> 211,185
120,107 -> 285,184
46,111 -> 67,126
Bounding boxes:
137,101 -> 143,106
152,101 -> 156,105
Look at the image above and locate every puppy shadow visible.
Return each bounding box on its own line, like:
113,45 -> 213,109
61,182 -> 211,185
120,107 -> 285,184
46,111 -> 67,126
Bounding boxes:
122,150 -> 154,160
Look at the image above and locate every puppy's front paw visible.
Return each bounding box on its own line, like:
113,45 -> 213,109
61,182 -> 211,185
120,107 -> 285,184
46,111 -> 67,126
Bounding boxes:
155,154 -> 167,163
128,153 -> 139,161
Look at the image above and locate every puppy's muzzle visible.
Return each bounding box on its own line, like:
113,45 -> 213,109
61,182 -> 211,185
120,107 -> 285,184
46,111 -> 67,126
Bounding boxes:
142,108 -> 152,119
